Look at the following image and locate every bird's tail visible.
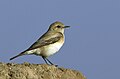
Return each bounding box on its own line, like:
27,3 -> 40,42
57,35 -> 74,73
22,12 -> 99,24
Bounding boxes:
10,52 -> 25,60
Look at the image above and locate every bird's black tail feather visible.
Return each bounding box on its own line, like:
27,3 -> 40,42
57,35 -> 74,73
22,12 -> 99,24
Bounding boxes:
10,52 -> 25,60
10,54 -> 21,60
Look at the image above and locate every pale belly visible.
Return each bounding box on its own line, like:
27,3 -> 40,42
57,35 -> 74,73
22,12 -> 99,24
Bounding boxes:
25,42 -> 64,57
41,42 -> 64,57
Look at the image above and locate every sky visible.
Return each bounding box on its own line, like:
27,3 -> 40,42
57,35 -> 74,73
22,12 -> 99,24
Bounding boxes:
0,0 -> 120,79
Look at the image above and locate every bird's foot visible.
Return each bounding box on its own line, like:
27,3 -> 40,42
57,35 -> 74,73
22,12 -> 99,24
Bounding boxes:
51,64 -> 58,67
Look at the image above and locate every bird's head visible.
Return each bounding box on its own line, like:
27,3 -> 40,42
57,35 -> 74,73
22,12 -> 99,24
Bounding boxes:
48,21 -> 70,33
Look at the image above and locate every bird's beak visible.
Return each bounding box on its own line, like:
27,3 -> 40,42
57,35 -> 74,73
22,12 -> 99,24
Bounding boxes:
64,26 -> 70,28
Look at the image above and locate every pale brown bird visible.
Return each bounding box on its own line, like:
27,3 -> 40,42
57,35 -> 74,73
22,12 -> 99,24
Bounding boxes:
10,21 -> 70,65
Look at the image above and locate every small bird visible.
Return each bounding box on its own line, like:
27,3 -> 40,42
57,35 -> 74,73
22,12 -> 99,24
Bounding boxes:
10,21 -> 70,66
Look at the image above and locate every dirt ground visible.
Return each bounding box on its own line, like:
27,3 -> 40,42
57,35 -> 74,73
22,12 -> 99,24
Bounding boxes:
0,62 -> 86,79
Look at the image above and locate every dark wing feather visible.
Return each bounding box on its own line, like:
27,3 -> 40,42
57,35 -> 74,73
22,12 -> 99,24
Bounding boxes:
26,32 -> 63,51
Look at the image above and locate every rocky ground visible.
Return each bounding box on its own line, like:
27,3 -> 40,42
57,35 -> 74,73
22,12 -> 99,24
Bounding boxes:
0,62 -> 86,79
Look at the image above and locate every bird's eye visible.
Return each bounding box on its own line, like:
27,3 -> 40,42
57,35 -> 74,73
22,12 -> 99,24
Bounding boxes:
57,25 -> 61,28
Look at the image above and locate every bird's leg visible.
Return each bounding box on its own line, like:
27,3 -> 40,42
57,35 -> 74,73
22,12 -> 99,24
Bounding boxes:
45,58 -> 58,67
42,56 -> 49,65
45,58 -> 54,65
42,56 -> 58,67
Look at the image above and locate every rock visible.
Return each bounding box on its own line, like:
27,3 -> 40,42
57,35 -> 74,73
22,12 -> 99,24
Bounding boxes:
0,62 -> 86,79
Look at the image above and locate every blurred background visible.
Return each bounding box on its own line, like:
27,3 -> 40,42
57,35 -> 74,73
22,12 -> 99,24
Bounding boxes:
0,0 -> 120,79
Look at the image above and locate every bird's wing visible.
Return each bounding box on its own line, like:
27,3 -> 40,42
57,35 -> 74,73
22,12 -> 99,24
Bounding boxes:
9,32 -> 63,60
26,32 -> 63,51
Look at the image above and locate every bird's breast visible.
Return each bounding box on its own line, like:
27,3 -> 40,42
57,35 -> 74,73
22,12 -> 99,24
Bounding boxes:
41,38 -> 64,57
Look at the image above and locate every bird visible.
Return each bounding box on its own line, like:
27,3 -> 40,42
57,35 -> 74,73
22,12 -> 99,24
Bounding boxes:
10,21 -> 70,66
